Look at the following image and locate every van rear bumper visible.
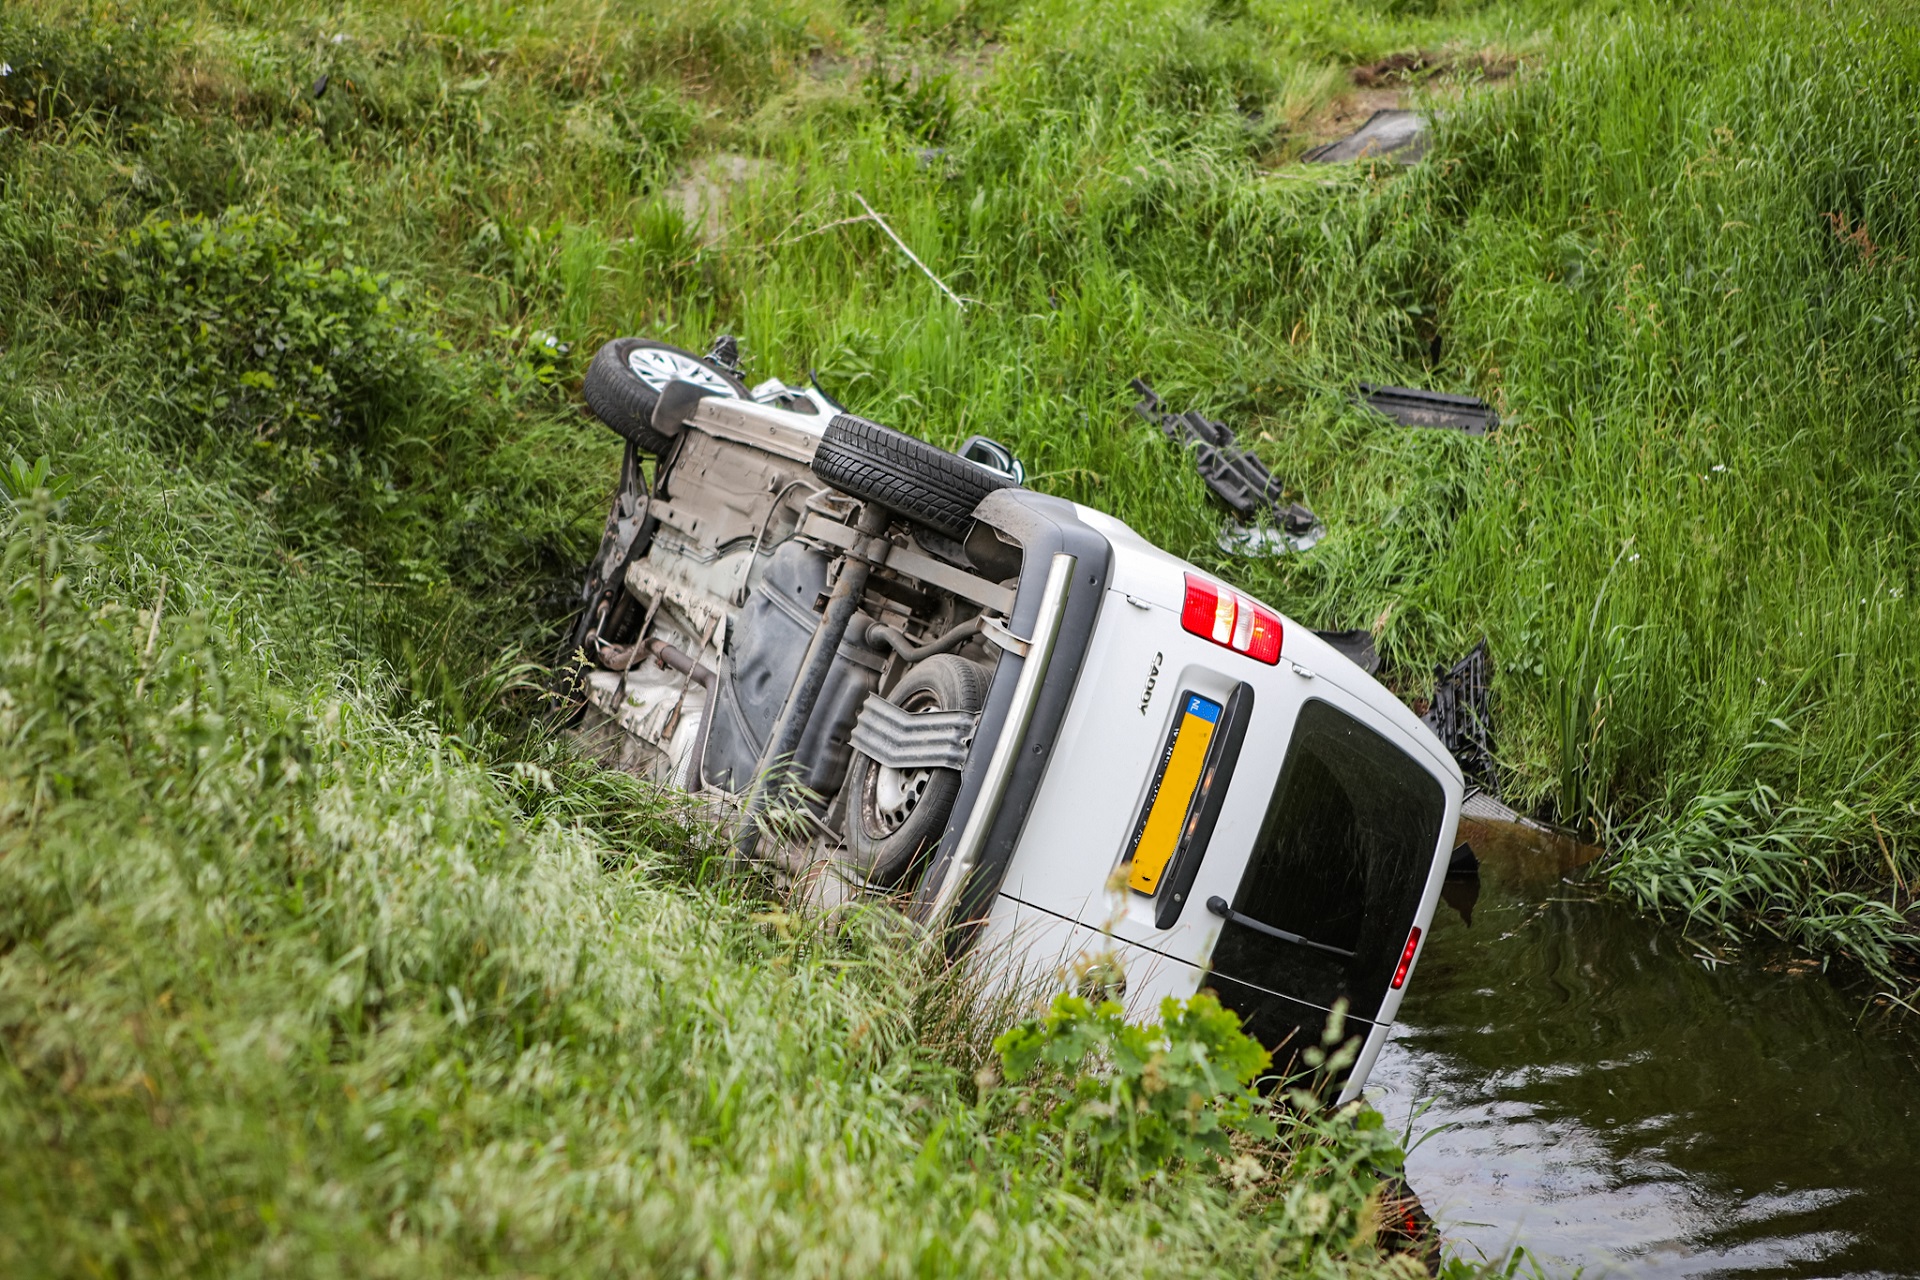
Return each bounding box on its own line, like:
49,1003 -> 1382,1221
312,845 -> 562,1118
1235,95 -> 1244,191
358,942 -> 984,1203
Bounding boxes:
912,491 -> 1113,941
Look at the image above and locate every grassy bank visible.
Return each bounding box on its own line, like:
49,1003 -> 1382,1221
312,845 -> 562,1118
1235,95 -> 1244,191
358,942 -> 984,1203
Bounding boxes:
0,499 -> 1422,1275
2,0 -> 1918,1270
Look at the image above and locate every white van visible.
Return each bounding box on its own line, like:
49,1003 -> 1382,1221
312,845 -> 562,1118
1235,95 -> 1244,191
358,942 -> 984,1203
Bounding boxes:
567,339 -> 1463,1099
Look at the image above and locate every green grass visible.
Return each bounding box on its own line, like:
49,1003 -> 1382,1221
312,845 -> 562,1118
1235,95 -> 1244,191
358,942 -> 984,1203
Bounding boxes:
2,0 -> 1919,1270
0,500 -> 1443,1275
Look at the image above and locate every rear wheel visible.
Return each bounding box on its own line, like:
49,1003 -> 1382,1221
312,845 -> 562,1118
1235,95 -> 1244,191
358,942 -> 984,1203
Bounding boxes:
582,338 -> 747,453
810,414 -> 1018,540
845,654 -> 989,887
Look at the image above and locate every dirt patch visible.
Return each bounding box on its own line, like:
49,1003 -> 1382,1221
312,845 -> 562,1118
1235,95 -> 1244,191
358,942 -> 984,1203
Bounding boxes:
1305,87 -> 1404,140
1352,50 -> 1516,89
665,153 -> 771,244
1277,48 -> 1520,167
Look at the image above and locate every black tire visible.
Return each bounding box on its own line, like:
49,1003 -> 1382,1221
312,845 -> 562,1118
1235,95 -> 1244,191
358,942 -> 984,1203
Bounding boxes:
810,414 -> 1019,540
582,338 -> 747,453
845,655 -> 990,887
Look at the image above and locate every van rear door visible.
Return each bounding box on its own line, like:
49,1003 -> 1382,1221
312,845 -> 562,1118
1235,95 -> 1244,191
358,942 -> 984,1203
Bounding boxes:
1202,696 -> 1449,1072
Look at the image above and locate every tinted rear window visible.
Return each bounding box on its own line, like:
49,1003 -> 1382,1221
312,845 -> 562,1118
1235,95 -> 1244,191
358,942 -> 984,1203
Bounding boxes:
1209,698 -> 1445,1022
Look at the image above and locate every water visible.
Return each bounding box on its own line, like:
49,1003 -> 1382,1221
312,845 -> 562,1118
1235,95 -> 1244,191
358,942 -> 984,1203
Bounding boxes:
1371,819 -> 1920,1278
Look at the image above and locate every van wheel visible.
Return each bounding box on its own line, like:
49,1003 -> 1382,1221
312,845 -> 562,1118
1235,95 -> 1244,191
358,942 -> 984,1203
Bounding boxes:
811,414 -> 1019,540
845,655 -> 989,887
582,338 -> 747,453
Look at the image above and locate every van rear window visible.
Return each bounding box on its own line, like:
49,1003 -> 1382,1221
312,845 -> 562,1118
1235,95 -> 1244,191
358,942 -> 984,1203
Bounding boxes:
1209,698 -> 1445,1023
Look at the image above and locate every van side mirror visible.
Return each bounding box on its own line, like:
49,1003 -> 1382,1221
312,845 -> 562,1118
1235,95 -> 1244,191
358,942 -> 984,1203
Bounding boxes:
959,435 -> 1025,485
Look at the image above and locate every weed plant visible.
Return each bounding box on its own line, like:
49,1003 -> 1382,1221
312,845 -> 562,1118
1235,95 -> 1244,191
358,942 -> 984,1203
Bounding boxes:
2,0 -> 1919,1269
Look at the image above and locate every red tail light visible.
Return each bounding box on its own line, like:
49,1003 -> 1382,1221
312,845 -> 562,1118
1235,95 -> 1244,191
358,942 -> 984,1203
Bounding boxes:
1390,926 -> 1422,989
1180,574 -> 1282,664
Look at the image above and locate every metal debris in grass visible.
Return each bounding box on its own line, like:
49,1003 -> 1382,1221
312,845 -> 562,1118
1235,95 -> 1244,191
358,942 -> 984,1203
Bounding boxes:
1358,382 -> 1498,435
1422,639 -> 1499,795
1301,109 -> 1430,165
1130,377 -> 1324,554
1216,521 -> 1323,557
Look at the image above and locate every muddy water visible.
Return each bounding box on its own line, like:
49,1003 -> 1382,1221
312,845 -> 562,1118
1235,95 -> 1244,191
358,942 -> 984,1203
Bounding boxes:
1371,820 -> 1920,1277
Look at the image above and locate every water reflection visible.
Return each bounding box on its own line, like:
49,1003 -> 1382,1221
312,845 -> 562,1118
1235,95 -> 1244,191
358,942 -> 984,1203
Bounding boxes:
1371,820 -> 1920,1277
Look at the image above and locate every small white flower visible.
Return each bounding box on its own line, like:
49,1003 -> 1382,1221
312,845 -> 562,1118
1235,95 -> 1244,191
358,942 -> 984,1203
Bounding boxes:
1711,463 -> 1727,472
1628,553 -> 1640,562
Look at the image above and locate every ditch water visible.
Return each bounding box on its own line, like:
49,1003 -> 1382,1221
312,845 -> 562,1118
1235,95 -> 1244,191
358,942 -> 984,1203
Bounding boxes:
1371,818 -> 1920,1278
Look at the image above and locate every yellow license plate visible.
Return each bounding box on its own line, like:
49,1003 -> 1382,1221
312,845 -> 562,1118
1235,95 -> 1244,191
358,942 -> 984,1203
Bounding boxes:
1126,692 -> 1222,894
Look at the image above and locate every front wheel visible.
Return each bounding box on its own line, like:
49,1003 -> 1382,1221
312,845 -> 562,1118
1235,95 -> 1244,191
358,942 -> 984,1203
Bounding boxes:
582,338 -> 747,453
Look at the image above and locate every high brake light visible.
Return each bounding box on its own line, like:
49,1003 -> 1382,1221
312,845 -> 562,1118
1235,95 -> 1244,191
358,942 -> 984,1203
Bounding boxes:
1180,574 -> 1282,664
1390,926 -> 1422,990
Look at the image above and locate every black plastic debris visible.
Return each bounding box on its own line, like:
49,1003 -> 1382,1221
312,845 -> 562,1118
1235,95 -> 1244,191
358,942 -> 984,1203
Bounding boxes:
1359,383 -> 1498,435
1301,109 -> 1430,165
705,333 -> 745,381
1422,639 -> 1498,794
1131,377 -> 1324,551
1313,628 -> 1380,675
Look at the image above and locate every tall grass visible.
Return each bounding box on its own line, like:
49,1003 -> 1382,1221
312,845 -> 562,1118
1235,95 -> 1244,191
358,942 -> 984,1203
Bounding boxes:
0,502 -> 1433,1275
3,0 -> 1919,1267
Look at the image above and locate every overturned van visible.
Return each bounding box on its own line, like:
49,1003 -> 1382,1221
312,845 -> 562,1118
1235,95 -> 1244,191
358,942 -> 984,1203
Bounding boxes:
566,337 -> 1463,1098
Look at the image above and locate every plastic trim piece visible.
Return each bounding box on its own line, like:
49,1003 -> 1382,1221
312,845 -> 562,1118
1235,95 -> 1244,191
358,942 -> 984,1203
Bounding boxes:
1357,383 -> 1498,436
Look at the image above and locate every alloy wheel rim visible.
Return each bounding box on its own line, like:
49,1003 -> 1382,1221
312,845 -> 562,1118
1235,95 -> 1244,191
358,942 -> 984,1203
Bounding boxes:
625,347 -> 740,396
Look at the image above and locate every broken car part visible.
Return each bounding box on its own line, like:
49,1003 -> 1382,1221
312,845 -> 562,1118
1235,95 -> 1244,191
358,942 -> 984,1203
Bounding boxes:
1358,383 -> 1498,435
1422,639 -> 1498,795
1301,109 -> 1430,165
1131,377 -> 1325,551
